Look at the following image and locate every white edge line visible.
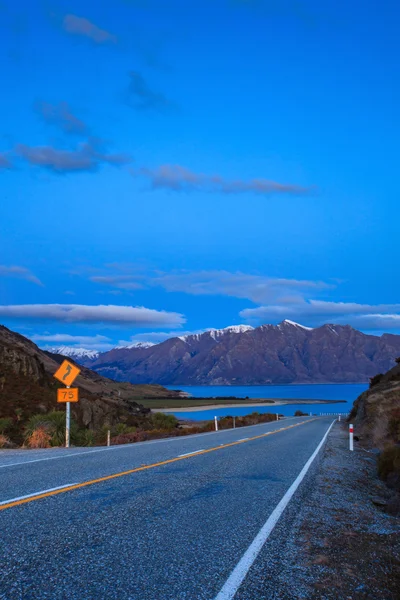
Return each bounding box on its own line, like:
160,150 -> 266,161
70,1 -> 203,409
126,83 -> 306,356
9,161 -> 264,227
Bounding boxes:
214,419 -> 336,600
0,483 -> 78,506
0,418 -> 301,469
178,450 -> 204,457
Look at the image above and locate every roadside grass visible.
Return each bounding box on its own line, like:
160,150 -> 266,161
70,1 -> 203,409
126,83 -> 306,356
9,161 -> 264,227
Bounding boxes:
4,410 -> 280,449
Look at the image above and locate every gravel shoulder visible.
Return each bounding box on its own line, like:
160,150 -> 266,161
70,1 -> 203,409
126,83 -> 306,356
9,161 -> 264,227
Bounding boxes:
239,422 -> 400,599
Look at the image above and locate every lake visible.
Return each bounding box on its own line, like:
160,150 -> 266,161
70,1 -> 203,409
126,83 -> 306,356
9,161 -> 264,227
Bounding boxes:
165,384 -> 368,421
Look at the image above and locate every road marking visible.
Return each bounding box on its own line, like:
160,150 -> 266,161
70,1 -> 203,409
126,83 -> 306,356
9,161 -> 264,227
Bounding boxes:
178,450 -> 204,457
0,418 -> 318,512
0,483 -> 78,506
214,419 -> 336,600
0,418 -> 301,469
238,438 -> 249,441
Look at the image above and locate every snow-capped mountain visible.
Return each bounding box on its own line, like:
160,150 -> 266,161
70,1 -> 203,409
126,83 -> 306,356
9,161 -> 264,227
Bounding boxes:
179,325 -> 254,342
47,346 -> 100,363
88,320 -> 400,385
117,341 -> 155,349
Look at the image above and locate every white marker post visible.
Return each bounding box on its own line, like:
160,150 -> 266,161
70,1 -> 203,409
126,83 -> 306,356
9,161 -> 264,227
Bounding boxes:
338,414 -> 341,422
233,417 -> 236,429
349,423 -> 354,451
107,430 -> 111,447
276,413 -> 279,421
66,386 -> 70,449
215,416 -> 218,431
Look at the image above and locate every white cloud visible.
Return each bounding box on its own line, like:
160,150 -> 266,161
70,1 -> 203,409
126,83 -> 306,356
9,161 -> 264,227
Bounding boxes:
240,300 -> 400,331
31,333 -> 111,344
0,304 -> 185,327
89,268 -> 332,304
0,265 -> 43,286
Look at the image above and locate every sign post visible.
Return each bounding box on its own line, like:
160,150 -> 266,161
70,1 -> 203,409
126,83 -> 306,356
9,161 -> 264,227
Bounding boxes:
66,387 -> 71,448
53,360 -> 81,448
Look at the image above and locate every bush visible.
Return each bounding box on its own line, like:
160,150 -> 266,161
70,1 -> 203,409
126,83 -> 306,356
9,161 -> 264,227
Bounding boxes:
0,434 -> 11,448
0,418 -> 12,434
294,410 -> 308,417
370,373 -> 384,387
378,445 -> 400,489
24,411 -> 77,447
151,413 -> 179,430
27,426 -> 52,448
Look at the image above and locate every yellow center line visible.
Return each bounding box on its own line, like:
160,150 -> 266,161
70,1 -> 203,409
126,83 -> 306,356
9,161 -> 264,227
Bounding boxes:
0,418 -> 319,512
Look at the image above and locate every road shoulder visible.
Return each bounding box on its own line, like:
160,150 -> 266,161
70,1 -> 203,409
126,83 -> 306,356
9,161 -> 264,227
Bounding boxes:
239,422 -> 400,599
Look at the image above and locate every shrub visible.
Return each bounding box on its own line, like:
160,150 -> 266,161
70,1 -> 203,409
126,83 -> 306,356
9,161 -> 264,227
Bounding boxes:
151,413 -> 179,430
370,373 -> 384,387
294,410 -> 308,417
378,445 -> 400,489
388,408 -> 400,443
77,429 -> 97,447
24,411 -> 77,447
0,418 -> 12,434
0,434 -> 10,448
27,426 -> 52,448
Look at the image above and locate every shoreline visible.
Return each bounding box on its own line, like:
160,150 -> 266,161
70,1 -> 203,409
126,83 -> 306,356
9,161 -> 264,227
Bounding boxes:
154,399 -> 346,414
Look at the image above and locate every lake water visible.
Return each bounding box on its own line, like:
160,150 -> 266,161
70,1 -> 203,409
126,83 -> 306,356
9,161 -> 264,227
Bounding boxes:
165,384 -> 368,421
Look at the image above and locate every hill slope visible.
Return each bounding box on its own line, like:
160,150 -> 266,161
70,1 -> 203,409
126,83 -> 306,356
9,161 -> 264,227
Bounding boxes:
88,321 -> 400,385
0,325 -> 178,430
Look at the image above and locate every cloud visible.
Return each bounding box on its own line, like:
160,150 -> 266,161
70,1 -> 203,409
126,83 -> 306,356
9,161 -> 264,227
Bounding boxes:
89,268 -> 330,303
125,71 -> 173,111
0,153 -> 12,170
239,300 -> 400,331
90,275 -> 144,291
0,304 -> 185,326
63,14 -> 117,44
149,271 -> 332,303
0,265 -> 43,286
34,101 -> 87,135
17,140 -> 131,174
137,164 -> 313,195
31,333 -> 111,344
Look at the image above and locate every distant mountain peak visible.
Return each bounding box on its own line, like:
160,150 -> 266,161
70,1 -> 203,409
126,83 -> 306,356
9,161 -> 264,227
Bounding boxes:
48,346 -> 100,360
280,319 -> 313,331
117,341 -> 155,349
179,324 -> 254,342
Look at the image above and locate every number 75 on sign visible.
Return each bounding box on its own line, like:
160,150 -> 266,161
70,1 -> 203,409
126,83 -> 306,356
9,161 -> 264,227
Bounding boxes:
57,388 -> 79,403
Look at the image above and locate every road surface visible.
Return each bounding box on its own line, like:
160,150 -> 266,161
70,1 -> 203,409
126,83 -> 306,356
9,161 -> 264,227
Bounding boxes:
0,417 -> 334,600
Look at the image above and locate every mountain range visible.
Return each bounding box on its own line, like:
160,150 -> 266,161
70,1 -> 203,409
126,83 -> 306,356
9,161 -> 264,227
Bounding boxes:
70,321 -> 400,385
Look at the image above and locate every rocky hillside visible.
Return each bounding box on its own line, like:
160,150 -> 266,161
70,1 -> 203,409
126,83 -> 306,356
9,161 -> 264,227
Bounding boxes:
350,359 -> 400,448
0,324 -> 179,430
88,321 -> 400,385
350,359 -> 400,490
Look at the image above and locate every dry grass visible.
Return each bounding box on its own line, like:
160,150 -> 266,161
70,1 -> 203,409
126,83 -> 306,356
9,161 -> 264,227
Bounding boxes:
27,426 -> 52,448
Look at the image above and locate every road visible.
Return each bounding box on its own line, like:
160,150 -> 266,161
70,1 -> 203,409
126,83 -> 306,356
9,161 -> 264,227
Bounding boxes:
0,417 -> 334,600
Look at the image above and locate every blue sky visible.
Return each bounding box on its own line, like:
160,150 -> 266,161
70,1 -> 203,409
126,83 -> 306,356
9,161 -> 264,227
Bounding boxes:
1,0 -> 399,351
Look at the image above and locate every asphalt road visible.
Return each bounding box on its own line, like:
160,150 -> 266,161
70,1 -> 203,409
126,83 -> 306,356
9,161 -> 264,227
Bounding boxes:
0,417 -> 334,600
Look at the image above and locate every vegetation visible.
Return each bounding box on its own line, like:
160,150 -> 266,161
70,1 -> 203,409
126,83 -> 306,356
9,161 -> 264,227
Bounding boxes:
369,373 -> 384,387
294,410 -> 308,416
378,446 -> 400,490
1,409 -> 279,449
